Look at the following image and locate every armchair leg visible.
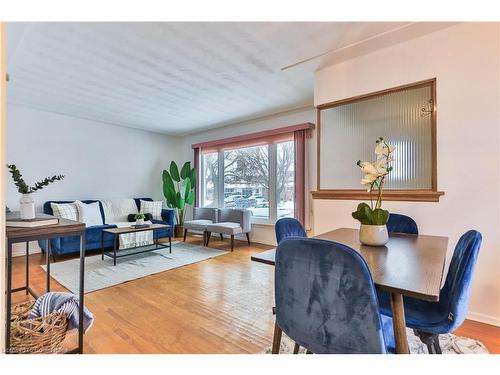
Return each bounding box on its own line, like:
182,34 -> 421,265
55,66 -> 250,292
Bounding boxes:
414,329 -> 441,354
220,233 -> 223,241
183,228 -> 188,242
230,235 -> 234,252
203,231 -> 207,246
206,232 -> 211,246
246,232 -> 251,246
272,322 -> 282,354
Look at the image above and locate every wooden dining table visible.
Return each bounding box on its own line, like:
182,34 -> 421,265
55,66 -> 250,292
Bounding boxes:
250,227 -> 449,354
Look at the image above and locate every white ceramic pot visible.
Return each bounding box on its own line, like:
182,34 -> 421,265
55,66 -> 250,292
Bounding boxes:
359,224 -> 389,246
135,218 -> 145,226
20,194 -> 35,220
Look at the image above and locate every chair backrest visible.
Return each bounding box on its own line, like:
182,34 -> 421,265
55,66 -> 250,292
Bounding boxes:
275,238 -> 387,354
386,213 -> 418,235
275,217 -> 307,244
193,207 -> 218,222
218,209 -> 252,232
440,230 -> 482,329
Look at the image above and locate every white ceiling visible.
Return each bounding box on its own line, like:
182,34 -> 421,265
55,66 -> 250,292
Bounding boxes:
6,22 -> 442,135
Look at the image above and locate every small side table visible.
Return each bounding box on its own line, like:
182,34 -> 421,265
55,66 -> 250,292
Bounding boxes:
5,213 -> 86,354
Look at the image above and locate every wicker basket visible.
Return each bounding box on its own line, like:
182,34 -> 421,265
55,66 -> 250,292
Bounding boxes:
10,300 -> 69,354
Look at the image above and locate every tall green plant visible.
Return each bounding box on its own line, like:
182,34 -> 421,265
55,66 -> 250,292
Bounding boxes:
162,161 -> 196,225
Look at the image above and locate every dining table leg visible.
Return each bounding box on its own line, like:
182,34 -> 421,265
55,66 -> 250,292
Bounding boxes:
390,292 -> 410,354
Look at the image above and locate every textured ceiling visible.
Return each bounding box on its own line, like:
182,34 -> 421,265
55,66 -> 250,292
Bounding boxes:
7,22 -> 415,135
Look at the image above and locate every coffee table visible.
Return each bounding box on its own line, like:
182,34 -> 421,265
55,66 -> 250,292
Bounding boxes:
101,224 -> 172,265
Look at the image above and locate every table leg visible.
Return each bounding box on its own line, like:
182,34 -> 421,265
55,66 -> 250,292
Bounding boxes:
169,236 -> 172,253
78,233 -> 85,354
155,229 -> 158,249
101,231 -> 104,260
113,234 -> 117,266
6,240 -> 13,352
390,292 -> 410,354
25,242 -> 29,295
46,239 -> 51,292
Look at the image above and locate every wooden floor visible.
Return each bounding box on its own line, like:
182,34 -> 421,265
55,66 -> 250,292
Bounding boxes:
10,235 -> 500,354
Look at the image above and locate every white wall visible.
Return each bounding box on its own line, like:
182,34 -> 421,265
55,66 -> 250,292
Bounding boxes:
314,23 -> 500,326
181,107 -> 316,245
6,105 -> 182,253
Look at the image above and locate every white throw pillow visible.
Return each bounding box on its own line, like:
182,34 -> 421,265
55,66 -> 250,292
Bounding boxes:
140,200 -> 163,220
101,198 -> 138,223
50,202 -> 78,221
74,200 -> 103,227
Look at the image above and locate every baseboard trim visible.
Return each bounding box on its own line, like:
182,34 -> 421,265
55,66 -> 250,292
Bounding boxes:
467,311 -> 500,327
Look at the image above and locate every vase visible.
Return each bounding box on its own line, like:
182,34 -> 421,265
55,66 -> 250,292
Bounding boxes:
359,224 -> 388,246
19,194 -> 35,220
135,218 -> 144,226
174,224 -> 184,238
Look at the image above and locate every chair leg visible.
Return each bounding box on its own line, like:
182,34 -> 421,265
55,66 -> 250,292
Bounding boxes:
246,232 -> 251,246
414,329 -> 441,354
206,232 -> 211,246
183,228 -> 188,242
230,235 -> 234,251
220,233 -> 223,241
293,342 -> 300,354
272,322 -> 282,354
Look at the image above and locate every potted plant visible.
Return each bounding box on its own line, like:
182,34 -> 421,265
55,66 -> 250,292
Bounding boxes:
162,161 -> 196,237
134,211 -> 146,226
7,164 -> 65,220
351,137 -> 396,246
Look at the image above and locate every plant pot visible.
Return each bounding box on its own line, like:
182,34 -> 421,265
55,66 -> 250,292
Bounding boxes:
135,218 -> 144,226
174,224 -> 184,238
359,224 -> 388,246
20,194 -> 35,220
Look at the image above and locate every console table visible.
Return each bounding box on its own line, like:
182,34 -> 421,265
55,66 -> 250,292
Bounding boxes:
5,213 -> 86,354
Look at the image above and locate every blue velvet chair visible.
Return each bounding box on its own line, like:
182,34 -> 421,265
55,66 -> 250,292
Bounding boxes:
275,217 -> 307,244
273,237 -> 395,354
377,230 -> 482,354
386,213 -> 418,235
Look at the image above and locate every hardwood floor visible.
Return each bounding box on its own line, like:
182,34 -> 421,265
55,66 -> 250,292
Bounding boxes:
10,235 -> 500,354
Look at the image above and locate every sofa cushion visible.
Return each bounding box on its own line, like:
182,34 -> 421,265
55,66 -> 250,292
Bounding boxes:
101,198 -> 138,223
75,200 -> 103,226
51,202 -> 78,221
140,200 -> 162,220
184,219 -> 213,231
206,222 -> 243,235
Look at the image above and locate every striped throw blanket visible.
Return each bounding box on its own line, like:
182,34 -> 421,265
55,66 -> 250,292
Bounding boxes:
28,292 -> 94,332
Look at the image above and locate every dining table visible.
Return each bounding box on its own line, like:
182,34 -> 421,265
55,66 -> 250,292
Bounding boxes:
250,227 -> 449,354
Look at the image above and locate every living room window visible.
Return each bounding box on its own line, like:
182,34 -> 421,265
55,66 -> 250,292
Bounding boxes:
194,123 -> 313,224
313,79 -> 444,202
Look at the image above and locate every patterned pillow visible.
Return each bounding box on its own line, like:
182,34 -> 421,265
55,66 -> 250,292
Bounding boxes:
50,202 -> 78,221
140,200 -> 162,220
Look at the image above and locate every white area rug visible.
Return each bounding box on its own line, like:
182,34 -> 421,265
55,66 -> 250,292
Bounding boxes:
42,241 -> 227,293
263,330 -> 489,354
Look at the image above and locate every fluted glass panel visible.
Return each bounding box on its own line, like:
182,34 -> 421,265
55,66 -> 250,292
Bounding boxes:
320,85 -> 433,189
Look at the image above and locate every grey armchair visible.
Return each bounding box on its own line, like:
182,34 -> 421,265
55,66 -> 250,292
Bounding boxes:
205,208 -> 252,251
183,207 -> 218,245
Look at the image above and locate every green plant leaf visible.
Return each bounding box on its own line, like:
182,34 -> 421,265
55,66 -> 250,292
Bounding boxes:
371,208 -> 389,225
184,177 -> 191,201
189,168 -> 196,188
176,192 -> 185,210
169,161 -> 180,182
162,170 -> 177,206
180,162 -> 191,180
186,190 -> 195,205
351,202 -> 373,225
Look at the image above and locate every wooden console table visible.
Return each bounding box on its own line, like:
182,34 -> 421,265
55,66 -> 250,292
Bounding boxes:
5,213 -> 86,354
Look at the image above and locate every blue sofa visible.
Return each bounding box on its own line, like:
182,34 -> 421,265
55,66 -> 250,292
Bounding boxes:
39,197 -> 175,256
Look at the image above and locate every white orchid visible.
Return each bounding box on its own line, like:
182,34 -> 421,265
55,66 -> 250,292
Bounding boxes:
356,137 -> 396,209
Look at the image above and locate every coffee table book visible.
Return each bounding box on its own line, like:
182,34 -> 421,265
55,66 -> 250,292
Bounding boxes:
6,212 -> 59,227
